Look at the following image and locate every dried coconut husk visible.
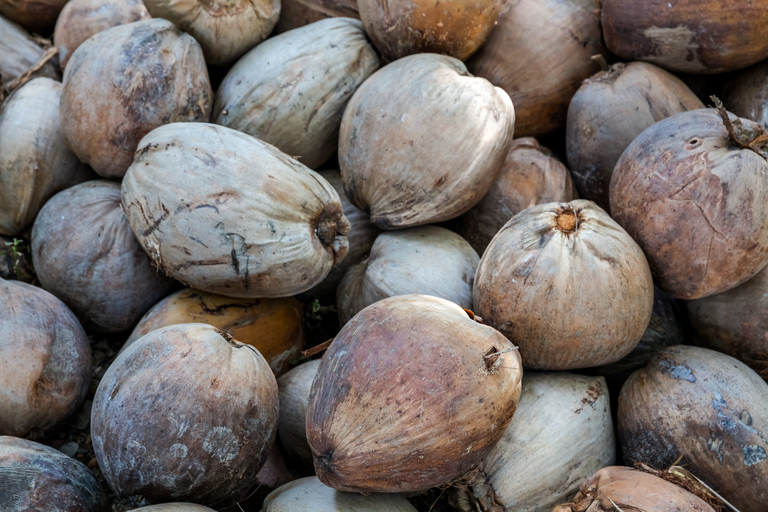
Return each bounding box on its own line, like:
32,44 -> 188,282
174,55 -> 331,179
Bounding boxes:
0,0 -> 68,33
634,460 -> 733,512
277,359 -> 320,473
274,0 -> 358,33
0,16 -> 58,97
262,477 -> 417,511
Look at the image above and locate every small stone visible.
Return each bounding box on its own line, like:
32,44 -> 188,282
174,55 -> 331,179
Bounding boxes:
59,441 -> 79,457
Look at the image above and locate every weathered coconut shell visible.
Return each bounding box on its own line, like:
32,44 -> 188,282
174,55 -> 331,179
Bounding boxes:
0,235 -> 35,283
0,15 -> 58,86
340,53 -> 514,229
0,0 -> 67,33
121,123 -> 350,298
60,18 -> 212,178
263,477 -> 417,511
91,323 -> 279,505
131,506 -> 215,512
452,137 -> 577,255
602,0 -> 768,74
214,18 -> 379,170
463,373 -> 615,512
277,359 -> 320,473
31,180 -> 177,333
619,345 -> 768,512
723,60 -> 768,130
566,61 -> 703,210
337,226 -> 479,325
553,466 -> 716,512
53,0 -> 152,71
0,279 -> 91,436
467,0 -> 605,137
0,436 -> 106,511
274,0 -> 358,33
142,0 -> 279,66
358,0 -> 502,61
609,108 -> 768,300
306,294 -> 523,493
122,288 -> 305,376
474,200 -> 654,370
0,77 -> 92,236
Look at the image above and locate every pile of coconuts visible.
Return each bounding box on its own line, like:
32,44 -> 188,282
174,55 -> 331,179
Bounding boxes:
5,1 -> 768,511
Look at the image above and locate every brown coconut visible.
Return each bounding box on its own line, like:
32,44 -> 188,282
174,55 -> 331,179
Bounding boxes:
553,466 -> 716,512
60,18 -> 212,179
263,477 -> 417,511
306,294 -> 523,493
0,279 -> 91,437
0,436 -> 106,511
452,137 -> 577,255
121,123 -> 350,298
0,77 -> 92,236
566,61 -> 704,210
618,345 -> 768,512
358,0 -> 502,61
0,0 -> 67,33
609,107 -> 768,300
53,0 -> 151,71
277,359 -> 320,473
336,226 -> 479,325
0,15 -> 58,87
122,288 -> 305,376
473,200 -> 654,370
142,0 -> 279,66
91,323 -> 279,505
214,18 -> 379,170
467,0 -> 605,137
602,0 -> 768,74
722,60 -> 768,130
31,180 -> 177,333
340,53 -> 514,229
274,0 -> 358,33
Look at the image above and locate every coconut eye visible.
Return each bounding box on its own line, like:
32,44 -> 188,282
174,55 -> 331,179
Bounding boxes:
687,138 -> 702,149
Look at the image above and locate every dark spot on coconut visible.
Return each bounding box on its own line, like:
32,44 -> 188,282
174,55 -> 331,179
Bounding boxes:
142,204 -> 170,237
743,444 -> 767,466
657,358 -> 695,382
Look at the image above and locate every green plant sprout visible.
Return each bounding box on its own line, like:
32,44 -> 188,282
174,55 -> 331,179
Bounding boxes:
0,238 -> 26,280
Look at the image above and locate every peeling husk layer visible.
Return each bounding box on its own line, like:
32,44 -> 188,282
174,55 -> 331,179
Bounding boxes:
336,225 -> 479,325
463,373 -> 615,512
452,137 -> 577,255
609,107 -> 768,300
123,288 -> 305,376
473,200 -> 654,370
0,436 -> 106,511
723,60 -> 768,130
340,53 -> 514,229
0,0 -> 67,33
306,294 -> 523,493
60,18 -> 212,178
214,18 -> 380,170
274,0 -> 358,32
0,279 -> 91,437
263,477 -> 417,511
618,345 -> 768,512
566,61 -> 703,210
31,180 -> 177,333
467,0 -> 605,137
277,359 -> 320,473
0,77 -> 91,236
601,0 -> 768,74
53,0 -> 151,71
121,122 -> 350,298
91,323 -> 279,505
553,466 -> 716,512
0,15 -> 58,87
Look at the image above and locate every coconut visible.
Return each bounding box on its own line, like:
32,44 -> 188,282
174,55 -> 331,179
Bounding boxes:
263,477 -> 417,511
274,0 -> 358,33
473,200 -> 654,370
552,466 -> 716,512
722,60 -> 768,130
609,107 -> 768,300
277,359 -> 320,473
0,279 -> 91,437
336,226 -> 479,325
0,0 -> 67,33
214,18 -> 379,170
131,506 -> 215,512
466,0 -> 605,137
566,61 -> 703,210
306,295 -> 523,493
0,235 -> 35,282
53,0 -> 151,71
235,442 -> 295,510
601,0 -> 768,74
122,288 -> 305,376
0,436 -> 106,511
619,345 -> 768,512
0,77 -> 92,236
358,0 -> 502,61
452,137 -> 577,255
460,373 -> 615,512
340,53 -> 514,229
31,180 -> 177,333
121,122 -> 350,298
142,0 -> 279,66
91,323 -> 279,505
0,15 -> 58,87
60,18 -> 212,179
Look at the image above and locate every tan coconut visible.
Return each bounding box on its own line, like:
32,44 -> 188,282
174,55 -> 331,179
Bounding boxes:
274,0 -> 358,33
263,477 -> 417,511
277,359 -> 321,473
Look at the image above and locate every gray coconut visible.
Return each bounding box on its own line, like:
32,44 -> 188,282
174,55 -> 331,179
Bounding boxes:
263,477 -> 417,511
277,359 -> 321,473
31,180 -> 177,333
0,15 -> 58,87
